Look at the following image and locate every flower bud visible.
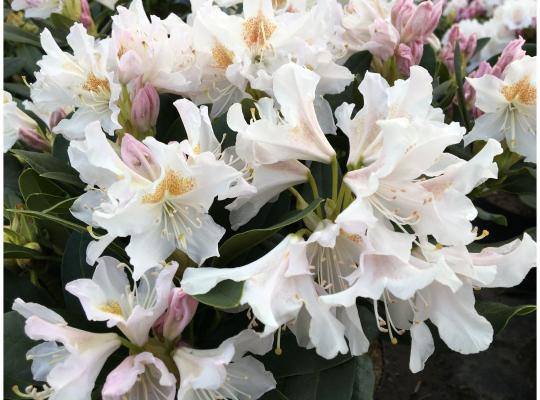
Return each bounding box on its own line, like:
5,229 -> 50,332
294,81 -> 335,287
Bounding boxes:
19,128 -> 49,151
48,109 -> 67,130
79,0 -> 93,30
153,288 -> 198,341
367,18 -> 400,61
392,0 -> 442,44
491,37 -> 526,78
130,83 -> 160,133
456,0 -> 486,21
441,25 -> 477,72
120,133 -> 160,180
396,41 -> 424,76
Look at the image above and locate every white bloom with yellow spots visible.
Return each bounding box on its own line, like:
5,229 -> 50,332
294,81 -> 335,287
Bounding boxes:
465,56 -> 537,163
65,257 -> 177,346
68,122 -> 243,278
29,23 -> 121,140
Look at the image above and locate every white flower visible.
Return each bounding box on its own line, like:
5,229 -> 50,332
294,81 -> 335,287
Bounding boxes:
465,56 -> 537,163
102,352 -> 177,400
30,24 -> 121,140
12,299 -> 121,400
492,0 -> 537,31
173,330 -> 276,400
65,257 -> 178,346
229,63 -> 336,165
182,234 -> 352,359
69,122 -> 243,277
189,0 -> 352,116
338,67 -> 502,246
11,0 -> 62,19
3,91 -> 38,152
110,0 -> 199,93
386,233 -> 536,372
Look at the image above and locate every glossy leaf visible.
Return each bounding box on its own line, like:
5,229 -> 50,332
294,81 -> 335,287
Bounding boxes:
476,301 -> 536,335
215,198 -> 323,266
193,280 -> 244,310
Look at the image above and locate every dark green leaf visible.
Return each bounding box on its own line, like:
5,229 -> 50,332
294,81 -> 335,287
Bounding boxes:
476,301 -> 536,334
351,355 -> 375,400
473,37 -> 490,58
4,57 -> 25,77
216,198 -> 324,266
52,135 -> 72,164
15,46 -> 43,75
3,25 -> 41,47
61,232 -> 95,314
19,168 -> 66,200
12,149 -> 78,176
453,42 -> 471,131
4,242 -> 58,260
4,83 -> 30,98
193,280 -> 244,309
475,206 -> 508,226
3,311 -> 35,399
420,44 -> 436,75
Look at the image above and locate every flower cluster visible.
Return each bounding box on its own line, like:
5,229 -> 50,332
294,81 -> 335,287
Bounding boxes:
3,0 -> 537,399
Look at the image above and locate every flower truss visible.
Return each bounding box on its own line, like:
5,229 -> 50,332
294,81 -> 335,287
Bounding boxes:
2,0 -> 537,399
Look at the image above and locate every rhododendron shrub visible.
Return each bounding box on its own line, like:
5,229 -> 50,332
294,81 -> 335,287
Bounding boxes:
3,0 -> 536,399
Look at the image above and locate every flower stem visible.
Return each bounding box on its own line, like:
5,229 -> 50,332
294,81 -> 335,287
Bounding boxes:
331,156 -> 339,203
288,187 -> 308,209
118,336 -> 142,354
307,172 -> 323,218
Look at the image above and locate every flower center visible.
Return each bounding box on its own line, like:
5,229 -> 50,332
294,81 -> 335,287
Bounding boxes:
243,14 -> 276,50
501,78 -> 536,105
143,169 -> 195,204
211,43 -> 234,69
98,301 -> 123,316
82,72 -> 110,94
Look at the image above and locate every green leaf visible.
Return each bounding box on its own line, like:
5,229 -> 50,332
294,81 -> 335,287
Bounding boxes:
6,208 -> 87,233
453,42 -> 471,131
215,198 -> 324,266
475,206 -> 508,226
4,83 -> 30,98
473,37 -> 490,58
476,301 -> 536,335
15,45 -> 43,76
3,311 -> 35,399
61,232 -> 95,314
52,134 -> 72,164
12,149 -> 78,177
351,355 -> 375,400
344,51 -> 373,78
4,57 -> 25,77
3,25 -> 41,47
19,168 -> 66,200
40,171 -> 85,188
193,280 -> 244,310
4,242 -> 58,261
420,44 -> 436,75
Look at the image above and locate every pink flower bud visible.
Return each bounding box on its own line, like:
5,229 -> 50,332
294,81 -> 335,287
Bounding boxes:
130,83 -> 160,133
120,133 -> 160,180
19,128 -> 48,151
79,0 -> 93,30
367,18 -> 400,61
153,288 -> 198,341
48,109 -> 67,130
456,0 -> 486,21
396,41 -> 424,76
441,25 -> 477,72
392,0 -> 442,43
491,36 -> 526,78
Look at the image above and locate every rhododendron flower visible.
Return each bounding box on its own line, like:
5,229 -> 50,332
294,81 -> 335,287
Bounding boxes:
29,24 -> 121,140
173,330 -> 276,400
12,299 -> 121,400
102,352 -> 177,400
111,0 -> 199,93
182,234 -> 353,359
4,91 -> 41,152
465,56 -> 537,162
69,122 -> 243,277
65,257 -> 178,346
